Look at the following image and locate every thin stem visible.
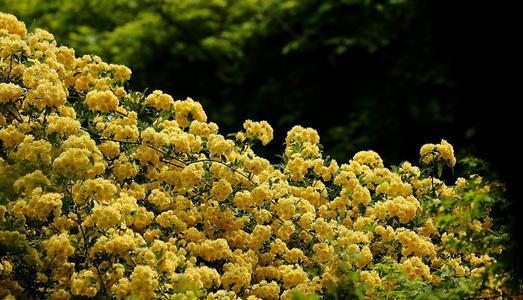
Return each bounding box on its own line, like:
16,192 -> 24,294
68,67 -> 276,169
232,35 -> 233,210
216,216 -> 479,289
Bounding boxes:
73,203 -> 108,295
148,144 -> 186,166
81,127 -> 139,145
187,159 -> 255,185
159,158 -> 184,169
6,55 -> 13,80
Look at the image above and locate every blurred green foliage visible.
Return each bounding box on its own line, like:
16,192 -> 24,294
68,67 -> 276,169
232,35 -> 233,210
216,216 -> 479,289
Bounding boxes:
0,0 -> 495,164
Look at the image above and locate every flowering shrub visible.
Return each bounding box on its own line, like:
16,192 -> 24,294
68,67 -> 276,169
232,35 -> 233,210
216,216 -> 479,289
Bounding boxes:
0,13 -> 519,299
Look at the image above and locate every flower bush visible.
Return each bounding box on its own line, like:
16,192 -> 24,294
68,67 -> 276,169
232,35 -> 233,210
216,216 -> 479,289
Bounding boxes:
0,13 -> 519,299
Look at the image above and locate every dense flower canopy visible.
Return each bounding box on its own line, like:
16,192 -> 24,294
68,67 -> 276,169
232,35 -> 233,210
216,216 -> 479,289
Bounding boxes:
0,13 -> 516,299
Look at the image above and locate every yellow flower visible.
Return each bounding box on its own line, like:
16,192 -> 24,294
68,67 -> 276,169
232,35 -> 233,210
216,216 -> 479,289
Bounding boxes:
208,134 -> 235,156
352,184 -> 371,206
189,120 -> 219,137
313,242 -> 333,262
272,197 -> 296,220
85,90 -> 119,112
354,245 -> 373,268
436,139 -> 456,167
250,280 -> 280,299
112,154 -> 139,180
0,82 -> 23,103
221,262 -> 251,292
71,269 -> 100,297
147,188 -> 173,211
353,150 -> 384,168
174,97 -> 207,128
0,14 -> 511,300
156,210 -> 187,231
12,135 -> 52,164
144,90 -> 174,110
243,120 -> 274,145
396,228 -> 436,257
23,187 -> 62,221
276,220 -> 295,241
286,125 -> 320,146
128,265 -> 158,299
180,163 -> 204,189
280,264 -> 307,289
211,179 -> 233,202
71,177 -> 117,204
97,141 -> 120,158
1,259 -> 13,276
420,139 -> 456,167
110,64 -> 132,81
192,238 -> 232,261
0,125 -> 25,147
0,13 -> 27,36
85,204 -> 122,229
402,256 -> 432,281
47,115 -> 80,136
42,232 -> 75,263
13,170 -> 51,194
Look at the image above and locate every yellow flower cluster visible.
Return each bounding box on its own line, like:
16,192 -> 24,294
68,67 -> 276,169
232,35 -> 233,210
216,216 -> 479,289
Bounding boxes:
145,90 -> 175,110
85,90 -> 119,112
0,82 -> 23,103
242,120 -> 274,145
174,97 -> 207,128
420,139 -> 457,167
374,195 -> 420,223
42,232 -> 75,263
0,13 -> 511,300
212,179 -> 233,202
71,270 -> 100,297
189,238 -> 233,261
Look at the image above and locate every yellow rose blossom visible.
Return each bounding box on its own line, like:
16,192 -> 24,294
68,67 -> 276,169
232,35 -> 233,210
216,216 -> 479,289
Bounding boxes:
46,114 -> 80,136
144,89 -> 174,110
0,82 -> 23,103
397,228 -> 436,257
24,80 -> 67,110
250,280 -> 280,299
85,90 -> 119,112
272,197 -> 296,220
420,139 -> 456,167
12,135 -> 52,164
0,125 -> 25,147
98,141 -> 120,158
280,264 -> 308,289
402,256 -> 432,281
211,179 -> 233,202
180,163 -> 204,188
71,270 -> 100,297
110,64 -> 132,81
0,13 -> 27,36
84,204 -> 122,229
191,238 -> 232,261
221,262 -> 252,292
243,120 -> 274,145
112,154 -> 139,180
208,134 -> 235,156
42,232 -> 75,263
174,97 -> 207,128
23,187 -> 62,221
13,170 -> 51,194
127,265 -> 158,299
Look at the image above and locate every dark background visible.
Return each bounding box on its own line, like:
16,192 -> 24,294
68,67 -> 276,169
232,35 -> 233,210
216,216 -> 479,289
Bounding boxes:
1,0 -> 520,276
